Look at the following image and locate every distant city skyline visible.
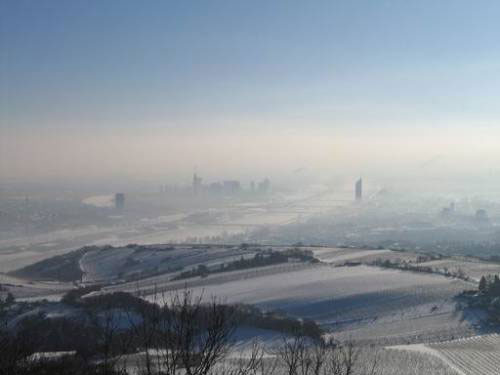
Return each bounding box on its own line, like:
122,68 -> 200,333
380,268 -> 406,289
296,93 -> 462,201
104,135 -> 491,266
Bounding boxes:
2,1 -> 500,185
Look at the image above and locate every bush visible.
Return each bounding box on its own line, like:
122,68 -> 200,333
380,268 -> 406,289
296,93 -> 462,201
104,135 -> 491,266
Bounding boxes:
61,285 -> 102,306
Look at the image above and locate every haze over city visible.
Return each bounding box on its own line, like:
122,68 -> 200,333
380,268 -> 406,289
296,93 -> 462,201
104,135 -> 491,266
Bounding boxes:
3,1 -> 500,191
3,2 -> 500,374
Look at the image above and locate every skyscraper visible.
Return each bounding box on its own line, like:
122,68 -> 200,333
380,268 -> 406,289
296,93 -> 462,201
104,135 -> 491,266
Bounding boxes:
258,178 -> 270,194
222,180 -> 241,194
192,173 -> 203,195
355,178 -> 362,201
115,193 -> 125,209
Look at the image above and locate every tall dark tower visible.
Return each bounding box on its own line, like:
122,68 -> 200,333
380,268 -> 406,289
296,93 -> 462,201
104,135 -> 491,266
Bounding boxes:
192,173 -> 202,195
115,193 -> 125,209
355,178 -> 362,201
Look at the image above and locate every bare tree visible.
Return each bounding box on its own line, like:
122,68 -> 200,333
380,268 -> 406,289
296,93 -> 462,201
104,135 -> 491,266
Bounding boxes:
275,335 -> 329,375
149,289 -> 236,375
126,287 -> 162,375
276,334 -> 307,375
308,339 -> 328,375
86,300 -> 134,375
275,334 -> 378,375
0,301 -> 37,375
324,340 -> 364,375
214,340 -> 266,375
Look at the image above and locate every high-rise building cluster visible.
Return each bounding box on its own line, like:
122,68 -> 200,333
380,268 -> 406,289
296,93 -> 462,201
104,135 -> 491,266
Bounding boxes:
191,173 -> 270,196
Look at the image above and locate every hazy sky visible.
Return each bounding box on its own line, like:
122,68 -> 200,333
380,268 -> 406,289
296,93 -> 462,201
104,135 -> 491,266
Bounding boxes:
2,1 -> 500,186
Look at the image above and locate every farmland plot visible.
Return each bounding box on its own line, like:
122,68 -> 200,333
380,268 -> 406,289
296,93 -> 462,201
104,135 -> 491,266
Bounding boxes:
0,273 -> 73,300
80,245 -> 253,283
313,247 -> 500,283
419,258 -> 500,282
310,247 -> 428,266
428,334 -> 500,375
311,247 -> 394,264
354,347 -> 462,375
389,334 -> 500,375
150,264 -> 478,344
106,262 -> 312,295
234,347 -> 462,375
119,338 -> 462,375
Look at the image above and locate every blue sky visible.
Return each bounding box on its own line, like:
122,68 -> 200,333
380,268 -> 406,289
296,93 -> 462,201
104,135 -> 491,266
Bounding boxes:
2,1 -> 500,183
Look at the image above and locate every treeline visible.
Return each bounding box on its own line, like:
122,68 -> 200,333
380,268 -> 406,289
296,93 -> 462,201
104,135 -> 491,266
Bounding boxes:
478,274 -> 500,297
232,304 -> 323,340
1,289 -> 332,375
463,274 -> 500,324
61,287 -> 323,341
172,248 -> 318,281
372,257 -> 469,281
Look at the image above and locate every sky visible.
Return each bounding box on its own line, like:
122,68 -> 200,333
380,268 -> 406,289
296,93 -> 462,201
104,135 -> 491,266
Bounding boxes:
2,1 -> 500,188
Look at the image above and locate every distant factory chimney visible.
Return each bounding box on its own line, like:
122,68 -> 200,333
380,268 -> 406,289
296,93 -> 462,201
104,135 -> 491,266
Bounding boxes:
355,178 -> 362,201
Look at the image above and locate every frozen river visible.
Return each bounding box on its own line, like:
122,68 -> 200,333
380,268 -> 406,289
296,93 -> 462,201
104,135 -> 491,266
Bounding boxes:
0,188 -> 350,273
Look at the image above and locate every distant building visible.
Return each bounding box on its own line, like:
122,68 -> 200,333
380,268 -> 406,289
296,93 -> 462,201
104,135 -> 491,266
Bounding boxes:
440,202 -> 455,217
192,173 -> 203,195
440,207 -> 452,217
475,209 -> 489,223
257,178 -> 270,194
355,178 -> 362,201
114,193 -> 125,210
208,182 -> 223,194
222,180 -> 241,194
450,202 -> 456,212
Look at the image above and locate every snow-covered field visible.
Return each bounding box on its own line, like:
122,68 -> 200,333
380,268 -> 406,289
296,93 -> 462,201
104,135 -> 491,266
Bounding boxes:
389,334 -> 500,375
4,245 -> 493,347
3,242 -> 499,374
119,344 -> 462,375
311,247 -> 394,264
79,244 -> 255,283
0,273 -> 73,300
138,263 -> 478,345
350,347 -> 462,375
419,258 -> 500,282
9,243 -> 485,347
429,334 -> 500,375
311,247 -> 500,283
